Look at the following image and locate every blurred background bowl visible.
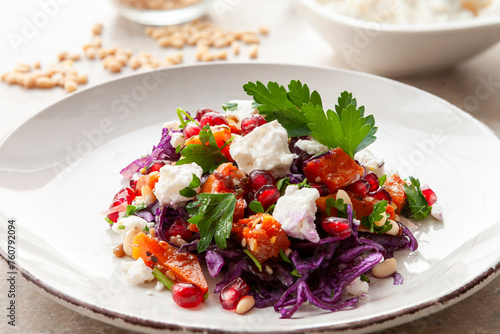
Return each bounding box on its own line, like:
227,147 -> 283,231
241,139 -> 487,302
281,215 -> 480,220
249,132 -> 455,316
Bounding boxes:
111,0 -> 214,25
296,0 -> 500,77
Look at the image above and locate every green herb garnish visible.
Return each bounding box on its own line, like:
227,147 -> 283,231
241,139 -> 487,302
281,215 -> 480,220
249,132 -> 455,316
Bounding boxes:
249,200 -> 265,213
105,216 -> 113,225
404,176 -> 432,220
325,197 -> 348,218
179,174 -> 201,198
124,204 -> 147,217
177,125 -> 233,173
276,177 -> 309,196
360,200 -> 392,234
222,102 -> 238,111
379,174 -> 387,187
186,193 -> 237,252
360,274 -> 370,283
244,249 -> 262,272
279,249 -> 293,264
152,267 -> 174,290
243,80 -> 377,158
176,107 -> 197,129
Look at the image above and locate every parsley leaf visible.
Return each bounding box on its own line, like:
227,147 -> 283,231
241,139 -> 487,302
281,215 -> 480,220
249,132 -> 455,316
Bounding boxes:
379,174 -> 387,187
325,197 -> 348,218
303,101 -> 377,158
243,81 -> 377,158
249,200 -> 265,213
176,107 -> 196,129
176,126 -> 229,173
124,204 -> 148,217
361,200 -> 392,233
276,177 -> 309,195
186,193 -> 237,252
243,80 -> 321,137
404,176 -> 432,220
179,174 -> 201,198
222,102 -> 238,111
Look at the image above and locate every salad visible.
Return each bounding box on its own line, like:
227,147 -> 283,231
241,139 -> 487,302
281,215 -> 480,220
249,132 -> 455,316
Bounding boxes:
104,80 -> 440,318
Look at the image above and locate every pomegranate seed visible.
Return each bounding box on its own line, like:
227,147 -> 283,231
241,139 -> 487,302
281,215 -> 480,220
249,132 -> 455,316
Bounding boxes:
240,115 -> 267,135
113,187 -> 136,203
422,188 -> 437,206
200,112 -> 229,128
183,123 -> 201,138
107,199 -> 125,223
147,161 -> 165,173
166,219 -> 193,240
321,217 -> 351,239
255,185 -> 280,210
364,173 -> 379,192
310,183 -> 329,197
196,108 -> 217,122
172,282 -> 203,308
129,179 -> 137,189
345,180 -> 370,196
220,277 -> 250,310
370,188 -> 392,202
249,170 -> 275,192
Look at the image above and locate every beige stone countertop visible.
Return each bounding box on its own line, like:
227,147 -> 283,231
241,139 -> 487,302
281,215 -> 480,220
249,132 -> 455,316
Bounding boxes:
0,1 -> 499,333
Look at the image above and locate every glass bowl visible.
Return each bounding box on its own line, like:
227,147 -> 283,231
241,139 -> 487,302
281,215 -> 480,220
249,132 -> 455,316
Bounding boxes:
111,0 -> 214,25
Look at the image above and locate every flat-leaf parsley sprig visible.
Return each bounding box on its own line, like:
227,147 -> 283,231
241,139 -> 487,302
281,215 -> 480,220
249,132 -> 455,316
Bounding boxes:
243,80 -> 377,158
185,193 -> 237,252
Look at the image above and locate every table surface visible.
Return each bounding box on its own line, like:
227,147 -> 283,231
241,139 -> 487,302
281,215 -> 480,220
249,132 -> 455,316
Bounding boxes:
0,1 -> 499,333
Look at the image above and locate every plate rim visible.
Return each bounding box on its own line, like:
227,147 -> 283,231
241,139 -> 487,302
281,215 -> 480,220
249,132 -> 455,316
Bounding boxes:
1,62 -> 500,333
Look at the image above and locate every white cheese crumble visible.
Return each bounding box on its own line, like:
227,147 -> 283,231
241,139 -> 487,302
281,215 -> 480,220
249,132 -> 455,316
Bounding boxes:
121,258 -> 155,285
163,120 -> 181,131
155,281 -> 165,291
229,120 -> 294,178
272,185 -> 320,242
355,149 -> 385,177
170,132 -> 185,149
223,100 -> 258,121
295,139 -> 328,155
112,215 -> 148,242
345,277 -> 369,296
154,163 -> 203,209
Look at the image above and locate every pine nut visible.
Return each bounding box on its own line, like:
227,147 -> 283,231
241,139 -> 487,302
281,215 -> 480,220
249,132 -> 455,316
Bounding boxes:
374,212 -> 388,227
129,56 -> 141,69
35,76 -> 54,89
33,61 -> 41,69
157,36 -> 172,47
64,79 -> 78,93
76,73 -> 88,84
14,63 -> 30,73
85,47 -> 96,59
21,74 -> 36,89
113,244 -> 125,258
265,265 -> 273,275
57,52 -> 68,61
249,44 -> 259,59
107,59 -> 122,73
92,22 -> 103,35
241,238 -> 247,247
93,36 -> 102,48
335,189 -> 353,207
372,258 -> 397,278
231,41 -> 240,55
259,25 -> 269,35
165,270 -> 176,282
236,295 -> 255,315
242,33 -> 260,44
385,220 -> 400,236
98,48 -> 108,59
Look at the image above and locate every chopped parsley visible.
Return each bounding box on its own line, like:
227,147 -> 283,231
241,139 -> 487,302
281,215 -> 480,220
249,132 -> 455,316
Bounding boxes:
179,174 -> 201,198
325,197 -> 348,218
186,193 -> 237,252
176,125 -> 233,173
124,204 -> 147,217
379,174 -> 387,187
360,200 -> 392,234
176,107 -> 197,129
404,176 -> 432,220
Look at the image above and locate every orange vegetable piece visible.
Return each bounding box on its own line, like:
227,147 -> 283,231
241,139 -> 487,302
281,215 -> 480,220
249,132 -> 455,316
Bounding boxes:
316,191 -> 396,220
383,174 -> 406,214
184,127 -> 233,161
135,172 -> 160,196
201,163 -> 248,222
132,232 -> 208,294
232,213 -> 291,263
303,148 -> 364,194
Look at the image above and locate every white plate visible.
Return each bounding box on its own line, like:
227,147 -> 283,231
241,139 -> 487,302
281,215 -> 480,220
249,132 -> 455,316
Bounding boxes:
0,63 -> 499,333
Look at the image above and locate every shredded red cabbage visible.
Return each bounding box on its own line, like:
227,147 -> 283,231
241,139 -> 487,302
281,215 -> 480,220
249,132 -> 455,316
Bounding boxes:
120,128 -> 180,179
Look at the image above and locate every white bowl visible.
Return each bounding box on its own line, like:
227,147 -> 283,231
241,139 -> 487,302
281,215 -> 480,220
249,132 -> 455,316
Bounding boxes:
296,0 -> 500,77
